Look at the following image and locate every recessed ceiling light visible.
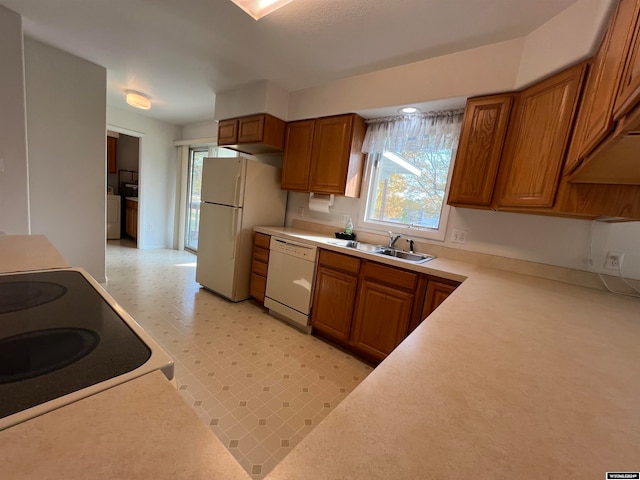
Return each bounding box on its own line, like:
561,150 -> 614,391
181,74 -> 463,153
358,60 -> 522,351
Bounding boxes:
125,90 -> 151,110
399,107 -> 419,114
230,0 -> 295,20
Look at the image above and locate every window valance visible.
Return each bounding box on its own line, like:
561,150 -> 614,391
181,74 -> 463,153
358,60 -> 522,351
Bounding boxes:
362,109 -> 464,154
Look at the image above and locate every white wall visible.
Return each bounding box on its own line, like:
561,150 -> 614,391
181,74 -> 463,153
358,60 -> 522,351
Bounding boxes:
214,80 -> 289,120
182,120 -> 217,141
280,0 -> 640,281
107,105 -> 181,249
24,37 -> 107,281
288,38 -> 525,120
286,193 -> 640,280
515,0 -> 616,88
286,0 -> 609,121
0,5 -> 29,234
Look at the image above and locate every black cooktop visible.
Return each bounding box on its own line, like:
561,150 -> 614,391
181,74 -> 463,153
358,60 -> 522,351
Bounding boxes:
0,270 -> 151,420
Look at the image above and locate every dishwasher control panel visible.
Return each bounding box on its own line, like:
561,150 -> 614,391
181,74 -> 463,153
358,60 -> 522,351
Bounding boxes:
269,237 -> 317,260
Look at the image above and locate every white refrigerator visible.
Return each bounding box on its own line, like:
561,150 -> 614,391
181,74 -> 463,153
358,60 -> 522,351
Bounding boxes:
195,156 -> 287,302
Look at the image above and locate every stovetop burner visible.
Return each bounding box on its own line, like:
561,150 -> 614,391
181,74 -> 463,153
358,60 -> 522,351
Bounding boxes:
0,269 -> 158,424
0,281 -> 67,314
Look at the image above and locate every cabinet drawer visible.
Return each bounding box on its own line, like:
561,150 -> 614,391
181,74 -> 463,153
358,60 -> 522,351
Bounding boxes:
253,246 -> 269,264
254,232 -> 271,249
252,258 -> 268,277
318,249 -> 360,275
249,273 -> 266,303
362,261 -> 417,291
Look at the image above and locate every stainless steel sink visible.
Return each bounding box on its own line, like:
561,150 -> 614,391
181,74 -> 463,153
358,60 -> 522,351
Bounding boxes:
377,248 -> 435,263
328,241 -> 435,263
328,240 -> 386,253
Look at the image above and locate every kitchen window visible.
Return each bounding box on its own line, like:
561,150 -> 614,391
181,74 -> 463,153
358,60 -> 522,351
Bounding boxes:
360,110 -> 463,241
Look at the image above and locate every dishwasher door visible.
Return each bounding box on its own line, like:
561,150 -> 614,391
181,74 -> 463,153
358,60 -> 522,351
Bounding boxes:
264,237 -> 317,332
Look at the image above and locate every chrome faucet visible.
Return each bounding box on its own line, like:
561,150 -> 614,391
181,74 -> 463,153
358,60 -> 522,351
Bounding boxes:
388,231 -> 402,248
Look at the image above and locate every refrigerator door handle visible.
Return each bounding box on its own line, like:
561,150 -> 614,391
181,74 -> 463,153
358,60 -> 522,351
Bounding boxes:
231,209 -> 239,259
233,173 -> 242,206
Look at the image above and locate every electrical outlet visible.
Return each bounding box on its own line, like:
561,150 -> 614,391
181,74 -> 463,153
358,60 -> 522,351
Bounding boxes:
147,223 -> 153,231
340,214 -> 349,225
298,206 -> 305,217
451,229 -> 467,244
604,251 -> 625,270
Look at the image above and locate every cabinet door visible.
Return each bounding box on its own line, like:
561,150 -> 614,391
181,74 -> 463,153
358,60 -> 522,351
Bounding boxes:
613,0 -> 640,120
350,278 -> 414,363
422,280 -> 457,319
249,234 -> 270,303
496,63 -> 586,208
447,95 -> 513,207
218,119 -> 238,145
311,266 -> 358,342
238,115 -> 265,143
281,120 -> 315,191
308,114 -> 354,195
107,136 -> 117,174
570,0 -> 639,169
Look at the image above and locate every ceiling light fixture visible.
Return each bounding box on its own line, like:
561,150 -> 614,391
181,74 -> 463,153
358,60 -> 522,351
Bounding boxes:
125,90 -> 151,110
399,106 -> 419,114
230,0 -> 295,20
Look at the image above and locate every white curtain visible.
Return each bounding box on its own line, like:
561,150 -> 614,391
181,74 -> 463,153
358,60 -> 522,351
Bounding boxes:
362,110 -> 464,154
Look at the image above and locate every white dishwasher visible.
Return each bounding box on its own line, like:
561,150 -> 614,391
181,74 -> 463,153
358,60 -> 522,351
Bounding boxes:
264,236 -> 318,333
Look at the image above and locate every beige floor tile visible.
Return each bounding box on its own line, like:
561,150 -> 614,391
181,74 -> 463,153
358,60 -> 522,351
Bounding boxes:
104,239 -> 371,479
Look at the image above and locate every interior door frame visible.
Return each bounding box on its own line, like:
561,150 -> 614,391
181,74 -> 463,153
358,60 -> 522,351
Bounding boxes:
105,124 -> 144,250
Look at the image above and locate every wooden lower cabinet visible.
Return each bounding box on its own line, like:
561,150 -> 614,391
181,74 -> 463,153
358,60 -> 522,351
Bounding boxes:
422,279 -> 459,318
311,250 -> 360,342
125,200 -> 138,239
311,266 -> 358,342
249,233 -> 271,304
350,276 -> 415,362
311,250 -> 453,364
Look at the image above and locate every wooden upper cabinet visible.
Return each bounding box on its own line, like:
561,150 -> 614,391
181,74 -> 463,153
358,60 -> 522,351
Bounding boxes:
281,113 -> 366,197
567,0 -> 640,172
447,94 -> 513,207
217,119 -> 238,145
613,0 -> 640,120
237,115 -> 265,143
281,120 -> 315,191
107,136 -> 117,174
496,63 -> 587,208
309,114 -> 355,195
217,114 -> 285,155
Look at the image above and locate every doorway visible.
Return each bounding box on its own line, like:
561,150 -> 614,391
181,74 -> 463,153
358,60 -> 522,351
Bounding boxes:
184,148 -> 207,252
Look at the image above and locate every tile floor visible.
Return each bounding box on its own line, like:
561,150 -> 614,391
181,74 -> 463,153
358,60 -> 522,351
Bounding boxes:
104,239 -> 372,478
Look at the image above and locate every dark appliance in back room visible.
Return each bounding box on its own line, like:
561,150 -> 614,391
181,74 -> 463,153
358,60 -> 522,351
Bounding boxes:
0,268 -> 174,430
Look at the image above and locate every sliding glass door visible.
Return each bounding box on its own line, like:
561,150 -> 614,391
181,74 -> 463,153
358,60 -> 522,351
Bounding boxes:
185,148 -> 207,252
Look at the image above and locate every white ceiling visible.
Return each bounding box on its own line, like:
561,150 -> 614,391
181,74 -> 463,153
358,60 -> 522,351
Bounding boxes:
1,0 -> 579,125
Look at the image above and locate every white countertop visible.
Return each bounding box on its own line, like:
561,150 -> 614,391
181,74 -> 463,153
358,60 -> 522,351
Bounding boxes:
0,235 -> 69,273
2,232 -> 639,478
255,226 -> 640,479
1,371 -> 249,480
